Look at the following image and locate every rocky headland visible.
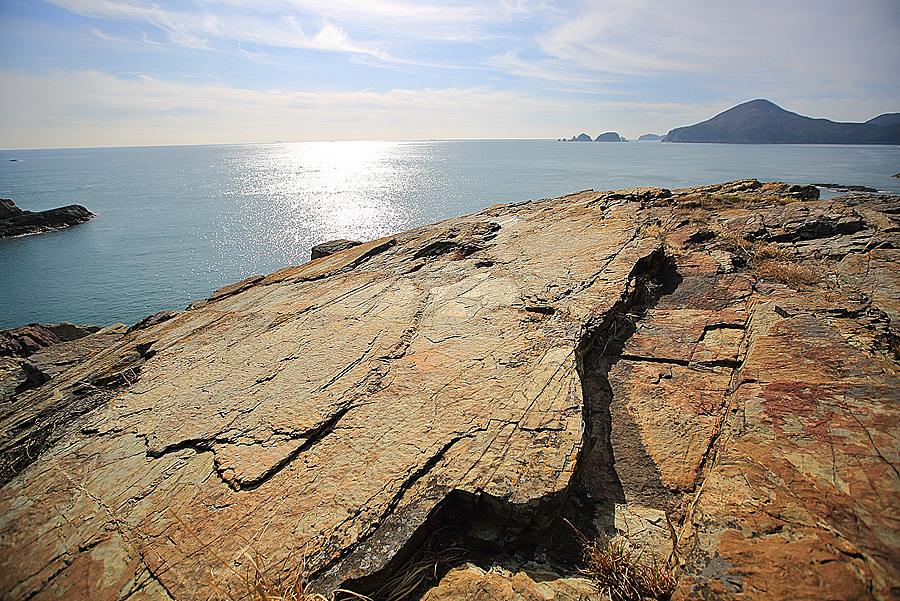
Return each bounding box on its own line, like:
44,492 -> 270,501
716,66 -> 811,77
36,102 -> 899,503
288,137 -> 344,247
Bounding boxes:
0,198 -> 94,238
0,180 -> 898,600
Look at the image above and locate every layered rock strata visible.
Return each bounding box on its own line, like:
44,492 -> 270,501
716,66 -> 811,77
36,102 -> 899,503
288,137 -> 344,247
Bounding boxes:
0,180 -> 897,601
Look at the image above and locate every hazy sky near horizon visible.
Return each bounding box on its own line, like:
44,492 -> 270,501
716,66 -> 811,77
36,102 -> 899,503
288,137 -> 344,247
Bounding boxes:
1,0 -> 898,148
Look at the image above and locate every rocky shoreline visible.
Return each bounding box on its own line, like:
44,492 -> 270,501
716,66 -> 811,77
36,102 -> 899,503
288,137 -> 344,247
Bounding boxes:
0,198 -> 94,238
0,179 -> 898,600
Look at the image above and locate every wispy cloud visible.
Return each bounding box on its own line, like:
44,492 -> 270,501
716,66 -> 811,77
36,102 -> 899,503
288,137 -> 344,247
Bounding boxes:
1,0 -> 897,147
48,0 -> 389,56
0,69 -> 573,147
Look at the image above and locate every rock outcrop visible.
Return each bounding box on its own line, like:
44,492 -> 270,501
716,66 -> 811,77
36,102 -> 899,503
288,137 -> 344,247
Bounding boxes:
0,199 -> 95,237
311,239 -> 363,260
22,324 -> 128,385
0,199 -> 23,220
0,180 -> 897,601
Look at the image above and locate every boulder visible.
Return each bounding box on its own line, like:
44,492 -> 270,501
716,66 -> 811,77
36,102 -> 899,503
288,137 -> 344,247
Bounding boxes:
0,182 -> 897,601
44,322 -> 102,342
311,238 -> 363,260
421,565 -> 600,601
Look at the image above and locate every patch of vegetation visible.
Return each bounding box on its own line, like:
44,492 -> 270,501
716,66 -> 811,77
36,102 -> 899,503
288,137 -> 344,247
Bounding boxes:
716,231 -> 821,287
364,534 -> 465,601
581,535 -> 676,601
672,206 -> 709,225
638,221 -> 668,244
752,260 -> 822,288
203,528 -> 464,601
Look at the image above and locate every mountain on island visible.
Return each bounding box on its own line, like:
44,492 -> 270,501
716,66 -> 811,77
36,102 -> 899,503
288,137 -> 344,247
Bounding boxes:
565,133 -> 593,141
866,113 -> 900,127
595,131 -> 626,142
562,132 -> 626,141
638,133 -> 663,141
663,99 -> 900,144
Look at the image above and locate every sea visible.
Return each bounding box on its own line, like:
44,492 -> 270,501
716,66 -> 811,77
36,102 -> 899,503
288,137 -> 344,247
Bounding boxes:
1,140 -> 899,330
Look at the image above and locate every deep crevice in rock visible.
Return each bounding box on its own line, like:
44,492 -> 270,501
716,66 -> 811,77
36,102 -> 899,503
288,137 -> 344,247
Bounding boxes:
320,246 -> 676,600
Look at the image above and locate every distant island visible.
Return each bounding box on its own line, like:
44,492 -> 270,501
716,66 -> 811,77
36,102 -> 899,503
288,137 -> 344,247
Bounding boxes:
663,99 -> 900,144
595,131 -> 625,142
638,134 -> 664,141
561,132 -> 626,142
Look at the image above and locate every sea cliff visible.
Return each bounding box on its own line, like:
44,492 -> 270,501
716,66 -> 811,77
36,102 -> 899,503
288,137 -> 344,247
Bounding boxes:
0,180 -> 898,600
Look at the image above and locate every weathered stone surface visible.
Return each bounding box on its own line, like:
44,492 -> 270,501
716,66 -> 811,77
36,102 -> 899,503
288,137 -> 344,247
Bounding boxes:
0,180 -> 897,601
44,322 -> 102,342
0,324 -> 61,358
311,238 -> 363,260
22,324 -> 127,384
421,564 -> 600,601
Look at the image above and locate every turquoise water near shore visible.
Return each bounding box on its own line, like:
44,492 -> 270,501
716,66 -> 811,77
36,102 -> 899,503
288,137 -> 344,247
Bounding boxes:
1,140 -> 899,330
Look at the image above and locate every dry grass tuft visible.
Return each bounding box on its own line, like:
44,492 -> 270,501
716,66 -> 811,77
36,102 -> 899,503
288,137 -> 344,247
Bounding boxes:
672,207 -> 709,225
581,536 -> 676,601
675,193 -> 748,210
205,548 -> 371,601
204,530 -> 464,601
638,222 -> 668,244
752,260 -> 821,287
203,545 -> 367,601
366,543 -> 465,601
715,230 -> 821,287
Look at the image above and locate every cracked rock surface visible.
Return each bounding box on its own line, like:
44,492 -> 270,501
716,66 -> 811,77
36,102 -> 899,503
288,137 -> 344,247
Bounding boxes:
0,179 -> 898,601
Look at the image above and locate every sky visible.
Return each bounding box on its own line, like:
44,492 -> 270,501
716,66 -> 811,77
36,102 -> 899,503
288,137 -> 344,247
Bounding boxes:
0,0 -> 898,149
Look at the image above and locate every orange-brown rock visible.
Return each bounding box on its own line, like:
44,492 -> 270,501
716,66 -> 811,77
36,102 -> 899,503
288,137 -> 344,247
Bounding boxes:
0,180 -> 897,601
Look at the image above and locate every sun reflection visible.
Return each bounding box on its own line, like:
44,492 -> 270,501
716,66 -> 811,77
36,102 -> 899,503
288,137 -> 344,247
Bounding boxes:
225,141 -> 424,271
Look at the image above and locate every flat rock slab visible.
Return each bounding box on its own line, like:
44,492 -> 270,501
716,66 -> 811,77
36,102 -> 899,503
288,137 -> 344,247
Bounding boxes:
0,181 -> 898,601
0,188 -> 665,600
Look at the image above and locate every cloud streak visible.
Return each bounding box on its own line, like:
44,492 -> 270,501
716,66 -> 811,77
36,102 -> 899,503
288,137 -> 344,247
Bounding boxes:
0,0 -> 897,147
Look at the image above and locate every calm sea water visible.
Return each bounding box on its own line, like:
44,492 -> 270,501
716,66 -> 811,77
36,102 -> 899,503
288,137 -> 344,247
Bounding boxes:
1,140 -> 898,330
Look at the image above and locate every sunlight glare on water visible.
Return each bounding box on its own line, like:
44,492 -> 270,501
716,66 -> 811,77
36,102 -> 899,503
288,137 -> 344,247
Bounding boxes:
2,140 -> 899,329
220,141 -> 421,271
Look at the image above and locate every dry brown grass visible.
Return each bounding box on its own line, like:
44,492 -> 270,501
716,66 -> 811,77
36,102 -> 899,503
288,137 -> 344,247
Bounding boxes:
203,531 -> 463,601
675,193 -> 748,210
716,230 -> 821,288
675,192 -> 806,211
752,260 -> 822,288
673,207 -> 709,225
365,535 -> 465,601
205,550 -> 342,601
581,535 -> 676,601
638,221 -> 668,244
